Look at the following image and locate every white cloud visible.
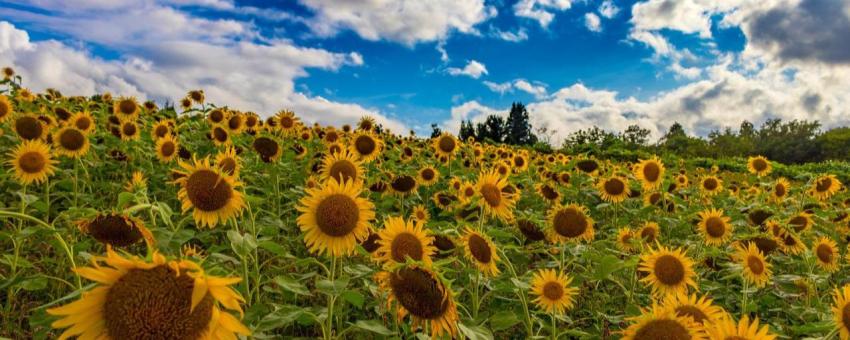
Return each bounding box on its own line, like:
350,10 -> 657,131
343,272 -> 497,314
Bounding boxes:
436,41 -> 449,62
513,80 -> 548,98
492,28 -> 529,42
482,78 -> 548,99
599,0 -> 620,18
668,61 -> 702,79
584,12 -> 602,32
483,80 -> 513,94
447,60 -> 488,79
513,0 -> 573,28
298,0 -> 497,45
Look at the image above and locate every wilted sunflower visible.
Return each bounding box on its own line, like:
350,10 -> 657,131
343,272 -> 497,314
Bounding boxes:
155,134 -> 179,163
616,228 -> 635,251
546,203 -> 595,243
736,242 -> 771,288
349,132 -> 384,162
321,149 -> 363,183
460,227 -> 500,276
14,115 -> 46,140
53,126 -> 90,158
621,303 -> 704,340
634,156 -> 665,189
175,158 -> 245,228
832,285 -> 850,339
47,248 -> 249,340
697,208 -> 733,246
214,146 -> 241,177
432,132 -> 459,159
662,292 -> 724,328
376,266 -> 458,338
747,156 -> 772,177
475,170 -> 516,221
705,315 -> 776,340
813,237 -> 840,273
598,175 -> 631,203
375,216 -> 435,268
77,213 -> 154,248
252,136 -> 282,163
119,119 -> 140,141
417,166 -> 439,186
639,245 -> 697,296
113,96 -> 140,119
124,171 -> 147,192
776,229 -> 807,255
530,269 -> 578,314
7,140 -> 56,185
788,212 -> 813,233
700,176 -> 723,196
296,178 -> 375,257
812,174 -> 842,201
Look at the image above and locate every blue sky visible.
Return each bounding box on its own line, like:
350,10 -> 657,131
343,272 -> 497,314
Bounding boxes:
0,0 -> 847,141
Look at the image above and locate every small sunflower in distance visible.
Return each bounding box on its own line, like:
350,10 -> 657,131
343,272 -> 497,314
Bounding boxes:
700,175 -> 723,196
747,156 -> 772,177
296,178 -> 375,257
705,314 -> 776,340
411,204 -> 430,224
639,245 -> 698,296
175,158 -> 245,228
621,303 -> 705,340
349,132 -> 383,163
376,265 -> 458,338
771,178 -> 790,202
634,156 -> 665,189
8,140 -> 56,185
812,174 -> 842,201
737,242 -> 771,288
598,175 -> 631,203
697,208 -> 733,246
530,269 -> 578,314
47,248 -> 249,340
616,228 -> 635,251
475,170 -> 516,221
155,134 -> 179,163
432,132 -> 459,159
546,203 -> 595,243
813,237 -> 840,273
460,227 -> 500,276
375,216 -> 435,268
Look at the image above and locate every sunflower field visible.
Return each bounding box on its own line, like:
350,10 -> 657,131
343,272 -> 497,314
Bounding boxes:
2,68 -> 850,340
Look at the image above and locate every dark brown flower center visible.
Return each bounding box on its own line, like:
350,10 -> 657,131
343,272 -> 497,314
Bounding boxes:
329,160 -> 357,182
354,135 -> 377,156
391,176 -> 416,193
633,319 -> 691,340
654,255 -> 685,285
59,129 -> 86,151
15,116 -> 42,140
705,216 -> 726,238
118,99 -> 136,115
816,177 -> 833,192
217,157 -> 237,175
160,142 -> 176,157
209,110 -> 224,123
674,305 -> 708,324
752,158 -> 768,171
479,183 -> 502,208
604,178 -> 625,196
438,136 -> 456,153
361,232 -> 381,253
817,244 -> 834,263
228,116 -> 242,130
552,208 -> 587,238
75,117 -> 92,130
252,137 -> 279,162
747,255 -> 765,275
391,232 -> 424,263
540,185 -> 559,200
789,216 -> 809,232
389,268 -> 449,319
643,163 -> 660,182
576,160 -> 598,173
18,151 -> 46,174
86,214 -> 144,247
185,170 -> 232,212
703,178 -> 718,190
467,234 -> 492,264
518,220 -> 545,241
122,122 -> 137,137
420,168 -> 435,181
212,127 -> 228,142
315,194 -> 360,237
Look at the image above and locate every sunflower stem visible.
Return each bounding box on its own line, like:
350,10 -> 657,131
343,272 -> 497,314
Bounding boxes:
326,256 -> 339,340
741,279 -> 749,316
498,247 -> 534,336
0,210 -> 81,289
550,311 -> 557,340
72,158 -> 79,207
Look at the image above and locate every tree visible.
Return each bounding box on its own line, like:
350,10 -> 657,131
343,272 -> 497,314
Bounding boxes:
754,119 -> 820,164
430,123 -> 442,138
620,125 -> 650,147
475,115 -> 506,143
459,120 -> 475,141
816,127 -> 850,161
505,102 -> 535,145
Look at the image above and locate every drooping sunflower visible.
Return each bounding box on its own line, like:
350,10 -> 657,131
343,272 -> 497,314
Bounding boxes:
634,156 -> 665,189
812,174 -> 842,201
69,111 -> 95,134
14,115 -> 46,140
832,285 -> 850,339
175,158 -> 245,228
546,203 -> 595,243
813,237 -> 840,273
47,248 -> 249,340
530,269 -> 578,314
113,96 -> 140,119
252,136 -> 282,163
639,245 -> 698,296
598,175 -> 631,203
638,221 -> 661,243
616,228 -> 636,251
621,303 -> 705,340
375,216 -> 435,268
788,212 -> 814,233
77,213 -> 154,248
214,146 -> 241,177
188,89 -> 205,104
321,149 -> 364,183
432,132 -> 459,159
771,178 -> 790,202
776,229 -> 807,255
155,134 -> 179,163
417,166 -> 439,186
704,314 -> 776,340
460,227 -> 500,276
53,126 -> 90,158
349,132 -> 384,162
0,95 -> 12,123
747,156 -> 772,177
697,208 -> 733,246
475,170 -> 516,221
389,175 -> 419,196
700,176 -> 723,196
536,182 -> 561,202
7,140 -> 57,185
210,125 -> 230,146
662,292 -> 725,328
376,265 -> 458,338
736,242 -> 771,288
296,178 -> 375,257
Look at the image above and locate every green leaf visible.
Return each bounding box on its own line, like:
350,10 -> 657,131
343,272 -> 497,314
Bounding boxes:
316,278 -> 349,295
117,192 -> 135,207
458,322 -> 494,340
255,305 -> 304,332
340,290 -> 364,308
591,254 -> 623,281
19,276 -> 47,291
273,275 -> 311,296
258,240 -> 289,257
489,310 -> 520,331
352,320 -> 393,336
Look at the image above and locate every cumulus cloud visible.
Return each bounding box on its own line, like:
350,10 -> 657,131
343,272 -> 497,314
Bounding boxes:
513,0 -> 573,28
482,79 -> 548,99
584,12 -> 602,32
447,60 -> 488,79
492,28 -> 529,42
599,0 -> 620,18
298,0 -> 496,45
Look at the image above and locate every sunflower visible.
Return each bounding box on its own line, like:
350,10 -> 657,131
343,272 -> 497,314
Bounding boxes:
252,136 -> 282,163
575,159 -> 600,176
321,149 -> 364,183
210,125 -> 230,146
598,175 -> 631,203
639,245 -> 698,296
113,96 -> 140,119
389,175 -> 418,196
296,178 -> 375,257
155,134 -> 179,163
432,132 -> 459,159
349,132 -> 383,162
214,146 -> 241,177
14,115 -> 46,140
662,292 -> 724,328
180,97 -> 194,111
747,156 -> 772,177
375,216 -> 435,268
417,166 -> 439,186
149,120 -> 171,140
69,111 -> 95,134
675,174 -> 690,187
635,156 -> 665,189
53,127 -> 90,158
376,265 -> 458,338
0,95 -> 14,123
771,178 -> 790,202
536,182 -> 561,202
411,204 -> 430,224
175,158 -> 245,228
705,314 -> 776,340
475,170 -> 516,221
124,171 -> 147,192
276,109 -> 300,135
460,227 -> 500,276
617,228 -> 636,251
621,303 -> 705,340
356,116 -> 376,131
812,175 -> 842,201
832,285 -> 850,339
530,269 -> 578,314
788,212 -> 813,233
77,213 -> 154,248
638,221 -> 661,243
697,208 -> 733,246
776,229 -> 807,255
813,237 -> 840,273
546,203 -> 595,243
736,242 -> 771,288
700,176 -> 723,196
226,113 -> 244,133
457,181 -> 477,204
2,66 -> 13,79
7,140 -> 57,185
16,88 -> 36,102
47,248 -> 249,340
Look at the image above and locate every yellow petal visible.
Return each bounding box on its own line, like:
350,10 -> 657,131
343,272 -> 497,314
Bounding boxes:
191,277 -> 209,312
219,311 -> 251,335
